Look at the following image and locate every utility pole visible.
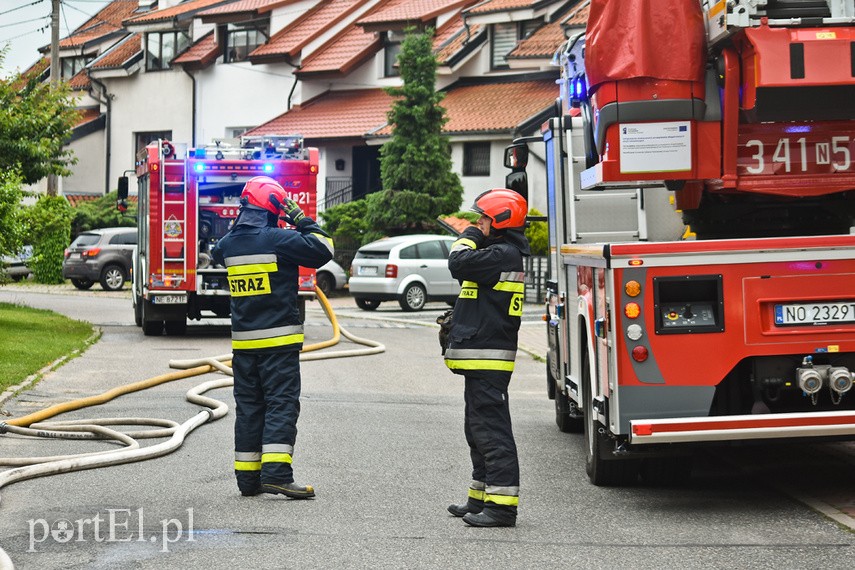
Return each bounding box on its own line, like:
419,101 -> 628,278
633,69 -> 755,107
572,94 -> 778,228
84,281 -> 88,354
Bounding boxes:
47,0 -> 60,196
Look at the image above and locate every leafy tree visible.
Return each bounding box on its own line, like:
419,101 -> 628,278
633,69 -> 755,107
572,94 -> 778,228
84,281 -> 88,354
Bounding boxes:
0,170 -> 24,259
22,195 -> 74,284
0,50 -> 79,185
319,199 -> 381,246
71,191 -> 137,237
372,27 -> 463,233
525,208 -> 548,256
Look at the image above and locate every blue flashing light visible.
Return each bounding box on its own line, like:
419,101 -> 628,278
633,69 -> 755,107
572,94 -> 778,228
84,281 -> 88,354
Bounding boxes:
263,163 -> 274,173
194,148 -> 206,158
194,163 -> 206,173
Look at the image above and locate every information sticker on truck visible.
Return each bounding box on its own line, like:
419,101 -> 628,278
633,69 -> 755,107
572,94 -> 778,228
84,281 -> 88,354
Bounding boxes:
774,302 -> 855,326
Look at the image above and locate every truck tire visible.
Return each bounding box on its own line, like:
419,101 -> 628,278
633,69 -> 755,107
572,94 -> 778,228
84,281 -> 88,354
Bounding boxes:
583,350 -> 638,486
141,299 -> 163,336
165,320 -> 187,336
100,264 -> 126,291
546,352 -> 557,399
133,292 -> 142,327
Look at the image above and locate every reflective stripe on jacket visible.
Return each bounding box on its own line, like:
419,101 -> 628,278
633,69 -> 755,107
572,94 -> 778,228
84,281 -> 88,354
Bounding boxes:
212,214 -> 333,352
444,227 -> 528,376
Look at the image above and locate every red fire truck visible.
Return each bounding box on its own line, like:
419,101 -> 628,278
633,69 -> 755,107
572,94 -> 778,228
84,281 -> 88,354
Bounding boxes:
118,135 -> 319,336
506,0 -> 855,485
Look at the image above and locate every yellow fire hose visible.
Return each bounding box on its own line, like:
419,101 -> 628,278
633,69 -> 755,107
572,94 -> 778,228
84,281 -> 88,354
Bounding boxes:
0,287 -> 384,570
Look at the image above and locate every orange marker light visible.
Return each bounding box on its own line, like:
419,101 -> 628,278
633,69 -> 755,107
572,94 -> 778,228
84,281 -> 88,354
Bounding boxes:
624,280 -> 641,297
628,259 -> 643,266
624,302 -> 641,319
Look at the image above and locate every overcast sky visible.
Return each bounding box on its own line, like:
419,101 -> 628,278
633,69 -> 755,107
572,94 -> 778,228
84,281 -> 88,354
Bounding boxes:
0,0 -> 110,78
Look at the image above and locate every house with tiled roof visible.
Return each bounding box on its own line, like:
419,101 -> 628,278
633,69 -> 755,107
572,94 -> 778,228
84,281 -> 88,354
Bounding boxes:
32,0 -> 589,216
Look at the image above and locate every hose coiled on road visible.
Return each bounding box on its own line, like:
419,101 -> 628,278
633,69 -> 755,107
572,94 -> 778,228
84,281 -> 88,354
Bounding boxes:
0,288 -> 384,569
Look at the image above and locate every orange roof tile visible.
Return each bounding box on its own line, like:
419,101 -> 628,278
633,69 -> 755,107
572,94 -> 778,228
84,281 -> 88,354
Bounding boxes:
433,13 -> 484,64
375,78 -> 557,136
357,0 -> 474,26
251,0 -> 365,60
509,19 -> 564,58
67,69 -> 91,91
295,24 -> 381,77
561,1 -> 589,26
199,0 -> 293,16
125,0 -> 233,25
465,0 -> 539,15
74,108 -> 102,128
246,89 -> 396,140
65,194 -> 103,207
441,79 -> 557,133
58,0 -> 138,49
90,34 -> 142,69
440,215 -> 475,235
173,31 -> 218,67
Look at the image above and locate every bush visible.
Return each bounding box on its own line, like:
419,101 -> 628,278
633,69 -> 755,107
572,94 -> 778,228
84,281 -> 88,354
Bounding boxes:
22,195 -> 74,283
71,190 -> 137,236
526,208 -> 548,256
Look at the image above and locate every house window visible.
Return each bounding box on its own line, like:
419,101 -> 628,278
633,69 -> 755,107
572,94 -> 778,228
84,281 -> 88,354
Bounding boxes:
463,142 -> 491,176
61,56 -> 91,79
135,131 -> 172,159
146,31 -> 190,71
491,20 -> 541,69
225,22 -> 268,63
384,32 -> 402,77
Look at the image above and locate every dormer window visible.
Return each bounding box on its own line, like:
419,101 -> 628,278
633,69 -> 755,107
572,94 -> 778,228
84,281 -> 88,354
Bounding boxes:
383,30 -> 404,78
61,56 -> 92,79
225,21 -> 268,63
146,30 -> 190,71
491,20 -> 540,70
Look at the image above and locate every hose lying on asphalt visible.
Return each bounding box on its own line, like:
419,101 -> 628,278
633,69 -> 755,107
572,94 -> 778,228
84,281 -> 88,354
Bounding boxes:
0,287 -> 384,570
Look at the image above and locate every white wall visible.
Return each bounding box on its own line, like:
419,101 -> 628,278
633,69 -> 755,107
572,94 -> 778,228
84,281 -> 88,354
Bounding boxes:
104,67 -> 194,189
195,61 -> 296,143
64,130 -> 107,194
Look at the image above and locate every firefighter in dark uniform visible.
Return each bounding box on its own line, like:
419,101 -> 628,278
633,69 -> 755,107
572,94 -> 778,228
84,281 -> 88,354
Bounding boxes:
445,188 -> 530,527
212,176 -> 333,499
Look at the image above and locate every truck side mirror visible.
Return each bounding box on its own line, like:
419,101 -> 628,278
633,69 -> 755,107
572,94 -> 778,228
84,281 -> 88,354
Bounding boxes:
117,176 -> 129,213
504,143 -> 529,200
504,143 -> 529,170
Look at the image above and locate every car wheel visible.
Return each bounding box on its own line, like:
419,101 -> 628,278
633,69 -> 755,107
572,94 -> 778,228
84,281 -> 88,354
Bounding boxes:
355,298 -> 380,311
316,271 -> 334,297
71,278 -> 95,290
399,283 -> 426,312
100,264 -> 126,291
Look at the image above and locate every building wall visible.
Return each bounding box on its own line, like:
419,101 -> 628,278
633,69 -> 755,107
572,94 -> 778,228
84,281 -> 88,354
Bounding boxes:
104,67 -> 194,190
64,130 -> 107,195
195,61 -> 296,144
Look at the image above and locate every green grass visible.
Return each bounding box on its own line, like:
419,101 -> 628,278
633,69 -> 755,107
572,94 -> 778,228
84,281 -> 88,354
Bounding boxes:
0,302 -> 96,393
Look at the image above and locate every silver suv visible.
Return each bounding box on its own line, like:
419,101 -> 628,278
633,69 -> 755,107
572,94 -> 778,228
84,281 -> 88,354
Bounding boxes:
349,234 -> 460,311
62,227 -> 137,291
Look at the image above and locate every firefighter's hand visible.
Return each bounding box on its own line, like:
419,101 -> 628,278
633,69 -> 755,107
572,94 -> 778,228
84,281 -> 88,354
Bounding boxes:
281,197 -> 306,225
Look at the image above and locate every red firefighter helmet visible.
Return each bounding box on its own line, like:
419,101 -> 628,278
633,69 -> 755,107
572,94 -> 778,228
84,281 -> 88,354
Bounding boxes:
241,176 -> 288,215
471,188 -> 527,230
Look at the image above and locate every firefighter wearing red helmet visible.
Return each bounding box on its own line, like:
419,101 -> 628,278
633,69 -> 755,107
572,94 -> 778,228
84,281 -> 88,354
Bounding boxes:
212,176 -> 333,499
444,187 -> 530,527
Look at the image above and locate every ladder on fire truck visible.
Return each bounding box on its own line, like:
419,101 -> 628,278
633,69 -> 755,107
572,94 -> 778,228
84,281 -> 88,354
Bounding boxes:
159,140 -> 188,286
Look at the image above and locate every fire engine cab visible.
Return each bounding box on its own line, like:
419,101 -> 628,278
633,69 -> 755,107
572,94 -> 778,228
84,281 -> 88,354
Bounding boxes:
506,0 -> 855,485
118,135 -> 319,336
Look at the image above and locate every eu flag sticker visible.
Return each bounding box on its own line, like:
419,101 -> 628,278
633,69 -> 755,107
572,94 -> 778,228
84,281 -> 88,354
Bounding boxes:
774,305 -> 783,324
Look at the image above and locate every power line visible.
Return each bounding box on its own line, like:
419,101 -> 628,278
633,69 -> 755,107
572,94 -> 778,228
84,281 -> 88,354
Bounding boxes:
0,24 -> 51,45
0,0 -> 45,18
0,14 -> 51,29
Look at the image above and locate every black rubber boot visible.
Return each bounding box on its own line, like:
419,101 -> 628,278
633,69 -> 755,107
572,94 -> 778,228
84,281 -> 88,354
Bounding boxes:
262,482 -> 316,499
462,510 -> 516,528
240,486 -> 261,497
447,500 -> 483,518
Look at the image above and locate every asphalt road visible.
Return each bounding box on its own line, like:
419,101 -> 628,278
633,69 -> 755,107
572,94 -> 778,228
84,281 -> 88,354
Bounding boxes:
0,286 -> 854,569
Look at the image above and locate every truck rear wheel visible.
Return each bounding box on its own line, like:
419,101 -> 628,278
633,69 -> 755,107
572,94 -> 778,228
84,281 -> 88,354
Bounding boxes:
141,299 -> 163,336
583,351 -> 638,486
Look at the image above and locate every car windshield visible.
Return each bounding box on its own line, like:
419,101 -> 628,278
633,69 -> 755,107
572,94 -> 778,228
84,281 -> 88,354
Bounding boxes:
71,234 -> 100,247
